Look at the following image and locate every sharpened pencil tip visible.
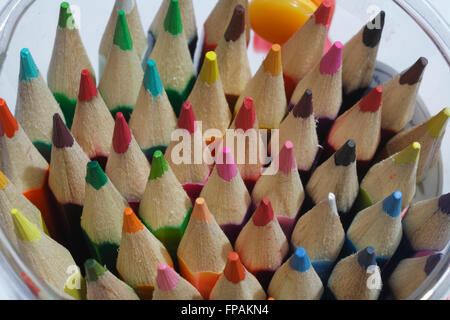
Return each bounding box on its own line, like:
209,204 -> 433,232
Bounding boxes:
216,147 -> 237,182
382,191 -> 402,218
84,259 -> 106,283
178,101 -> 196,134
200,51 -> 220,85
224,252 -> 246,283
278,141 -> 296,175
399,57 -> 428,85
0,99 -> 19,138
314,0 -> 333,26
263,44 -> 282,76
144,60 -> 164,97
156,264 -> 179,291
113,10 -> 133,50
394,142 -> 421,164
438,193 -> 450,215
19,48 -> 39,82
52,113 -> 74,148
357,246 -> 377,270
362,11 -> 385,48
192,198 -> 213,222
334,140 -> 356,166
319,42 -> 343,75
86,161 -> 108,190
0,171 -> 8,189
290,247 -> 311,272
235,97 -> 256,131
293,89 -> 313,118
224,5 -> 245,42
58,2 -> 74,29
78,70 -> 97,102
150,151 -> 169,180
359,86 -> 382,112
252,198 -> 274,226
328,193 -> 339,216
11,208 -> 41,242
123,207 -> 144,233
164,0 -> 183,36
113,112 -> 132,154
426,107 -> 450,138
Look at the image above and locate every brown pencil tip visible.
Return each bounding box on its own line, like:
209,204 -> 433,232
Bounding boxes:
252,198 -> 274,226
224,252 -> 246,283
399,57 -> 428,85
52,113 -> 74,148
224,5 -> 245,42
191,198 -> 213,222
293,89 -> 313,118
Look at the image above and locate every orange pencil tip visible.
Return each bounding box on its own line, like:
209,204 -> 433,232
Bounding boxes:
263,44 -> 282,76
0,99 -> 19,138
224,252 -> 246,284
123,207 -> 144,233
191,198 -> 213,222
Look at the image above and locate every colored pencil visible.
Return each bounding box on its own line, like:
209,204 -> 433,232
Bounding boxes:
325,86 -> 383,173
200,146 -> 252,244
342,11 -> 385,108
99,0 -> 147,75
49,113 -> 90,262
0,170 -> 45,248
98,10 -> 144,121
346,191 -> 403,268
210,252 -> 266,300
215,4 -> 251,110
0,100 -> 59,241
252,141 -> 304,238
291,193 -> 345,282
165,102 -> 211,201
402,193 -> 450,253
71,69 -> 115,169
306,140 -> 358,222
388,253 -> 442,300
129,60 -> 177,162
81,161 -> 128,272
149,0 -> 198,58
381,57 -> 428,139
357,142 -> 420,212
177,197 -> 233,299
85,259 -> 139,300
106,112 -> 150,212
188,51 -> 231,140
275,89 -> 319,181
139,150 -> 192,260
290,42 -> 343,139
281,0 -> 333,100
15,48 -> 65,162
268,247 -> 324,300
149,0 -> 196,117
48,2 -> 95,128
327,246 -> 382,300
381,107 -> 450,182
235,198 -> 289,290
116,207 -> 173,300
234,44 -> 287,129
11,208 -> 85,300
153,264 -> 203,300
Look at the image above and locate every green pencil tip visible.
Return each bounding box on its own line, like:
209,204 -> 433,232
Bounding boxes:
113,10 -> 133,51
86,161 -> 108,190
84,259 -> 106,283
164,0 -> 183,36
58,2 -> 74,29
19,48 -> 39,82
150,150 -> 169,180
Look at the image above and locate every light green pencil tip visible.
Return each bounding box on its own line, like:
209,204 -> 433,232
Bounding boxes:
150,151 -> 169,180
11,208 -> 41,242
58,2 -> 74,29
113,10 -> 133,51
394,142 -> 421,164
84,259 -> 106,283
164,0 -> 183,36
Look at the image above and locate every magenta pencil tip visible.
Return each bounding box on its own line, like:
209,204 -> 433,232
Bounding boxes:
319,41 -> 343,75
278,141 -> 296,175
216,146 -> 238,182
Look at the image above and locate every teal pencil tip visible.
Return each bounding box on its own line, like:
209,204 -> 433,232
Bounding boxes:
144,60 -> 164,97
113,10 -> 133,51
382,191 -> 402,218
290,247 -> 311,273
86,161 -> 108,190
164,0 -> 183,36
84,259 -> 106,283
19,48 -> 39,82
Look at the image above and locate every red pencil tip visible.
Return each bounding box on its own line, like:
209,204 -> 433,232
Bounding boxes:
359,86 -> 383,112
224,252 -> 246,284
252,198 -> 274,226
320,41 -> 342,75
235,97 -> 256,131
78,70 -> 97,102
113,112 -> 132,154
314,0 -> 333,26
0,99 -> 18,138
278,141 -> 296,175
178,101 -> 196,134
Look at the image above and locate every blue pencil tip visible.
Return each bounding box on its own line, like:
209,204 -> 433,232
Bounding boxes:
357,246 -> 377,270
382,191 -> 402,218
290,247 -> 311,273
144,59 -> 164,98
19,48 -> 39,82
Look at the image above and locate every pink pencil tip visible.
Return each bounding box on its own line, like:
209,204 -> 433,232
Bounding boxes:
113,112 -> 132,154
314,0 -> 333,26
278,141 -> 296,175
156,264 -> 179,292
319,41 -> 342,75
235,97 -> 256,131
359,86 -> 383,112
216,146 -> 237,182
252,198 -> 274,226
178,101 -> 196,134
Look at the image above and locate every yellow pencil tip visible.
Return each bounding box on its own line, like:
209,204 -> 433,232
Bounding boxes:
0,170 -> 8,189
11,208 -> 41,242
263,44 -> 282,76
199,51 -> 219,85
394,141 -> 421,164
427,107 -> 450,138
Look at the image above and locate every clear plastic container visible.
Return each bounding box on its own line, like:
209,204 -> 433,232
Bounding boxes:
0,0 -> 448,299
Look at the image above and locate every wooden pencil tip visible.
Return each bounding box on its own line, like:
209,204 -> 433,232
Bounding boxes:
216,147 -> 237,182
191,198 -> 213,223
58,2 -> 73,29
150,151 -> 169,180
224,252 -> 246,283
0,170 -> 8,189
144,60 -> 164,97
113,10 -> 133,50
200,51 -> 220,85
224,5 -> 245,42
252,198 -> 274,226
52,113 -> 74,148
334,140 -> 356,166
19,48 -> 39,82
84,259 -> 106,283
289,247 -> 311,272
164,0 -> 183,36
382,191 -> 402,218
0,99 -> 19,138
438,193 -> 450,215
278,141 -> 296,175
399,57 -> 428,85
263,44 -> 282,76
328,193 -> 339,216
78,69 -> 97,102
363,11 -> 385,48
86,161 -> 108,190
156,264 -> 179,291
314,0 -> 333,26
319,41 -> 343,75
293,89 -> 313,118
235,97 -> 256,131
359,86 -> 383,112
178,101 -> 196,134
123,207 -> 144,233
357,246 -> 377,270
426,107 -> 450,138
425,253 -> 443,275
113,112 -> 132,154
10,208 -> 41,242
394,142 -> 421,164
